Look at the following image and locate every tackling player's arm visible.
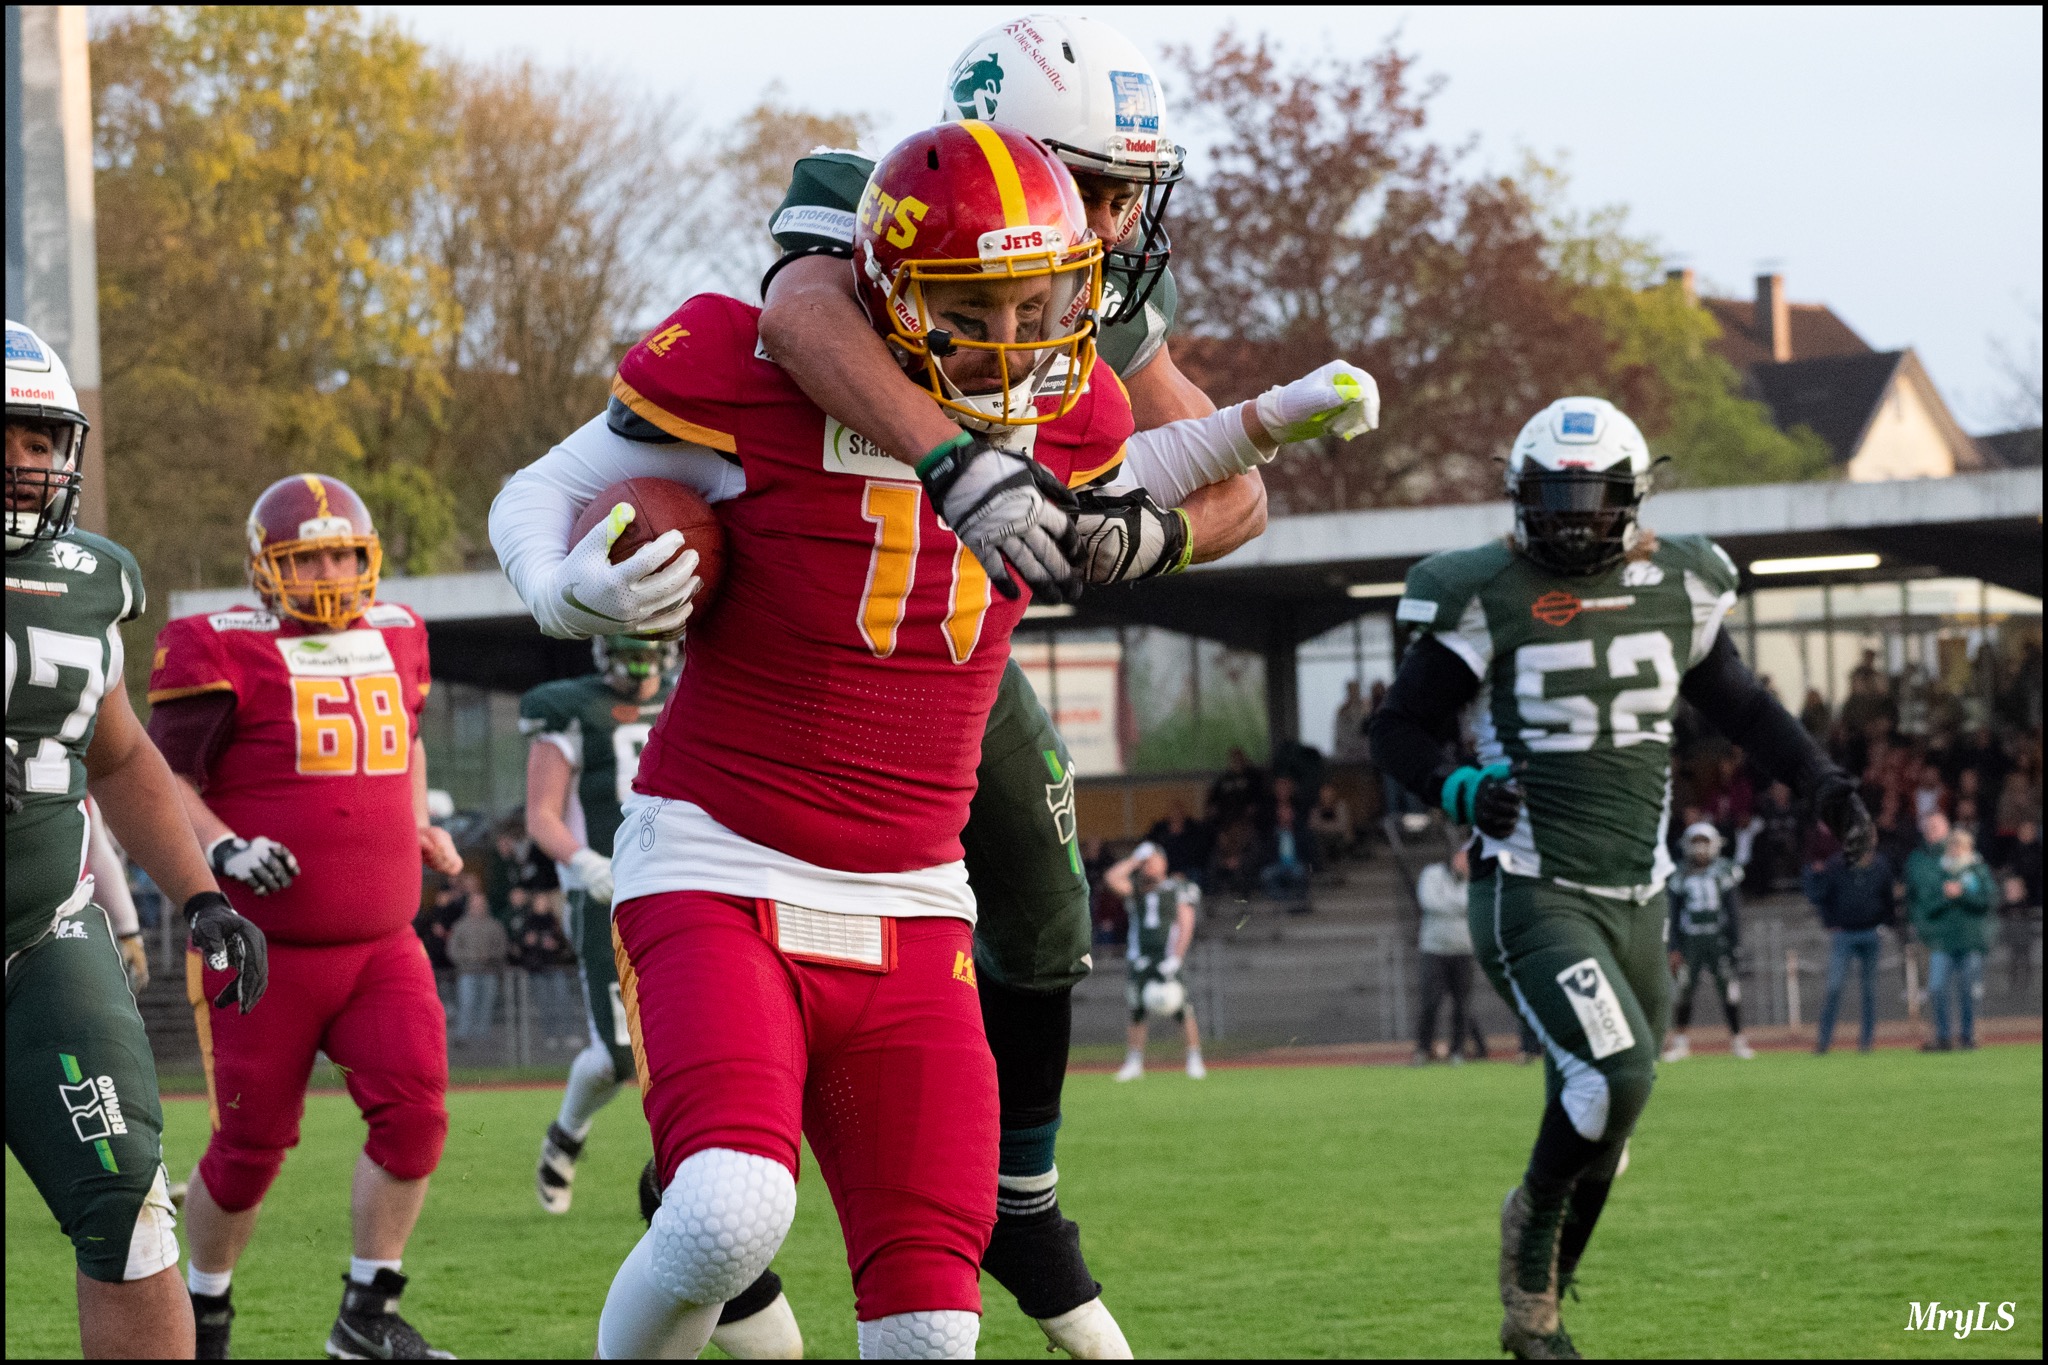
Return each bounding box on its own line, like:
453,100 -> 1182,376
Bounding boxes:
1120,341 -> 1268,565
86,681 -> 267,1011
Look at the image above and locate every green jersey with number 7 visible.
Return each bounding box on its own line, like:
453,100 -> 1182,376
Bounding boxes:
1396,531 -> 1740,893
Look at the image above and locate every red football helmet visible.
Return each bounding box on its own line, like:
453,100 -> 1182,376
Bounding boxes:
245,474 -> 383,630
854,120 -> 1102,429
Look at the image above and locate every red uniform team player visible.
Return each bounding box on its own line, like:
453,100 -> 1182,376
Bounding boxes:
146,474 -> 464,1361
489,121 -> 1134,1358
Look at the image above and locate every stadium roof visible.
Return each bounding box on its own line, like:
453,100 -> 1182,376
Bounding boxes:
167,468 -> 2045,697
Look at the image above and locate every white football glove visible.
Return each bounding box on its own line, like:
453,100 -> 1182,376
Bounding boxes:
535,503 -> 701,641
1158,955 -> 1183,981
568,847 -> 615,905
917,434 -> 1082,603
207,834 -> 300,896
1072,488 -> 1191,584
1254,360 -> 1381,445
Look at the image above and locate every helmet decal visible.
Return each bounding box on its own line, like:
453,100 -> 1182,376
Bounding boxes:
951,52 -> 1005,120
1109,70 -> 1161,134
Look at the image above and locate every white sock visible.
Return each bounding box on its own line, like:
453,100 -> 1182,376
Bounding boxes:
596,1233 -> 723,1359
187,1265 -> 233,1297
349,1256 -> 401,1286
557,1041 -> 621,1140
1124,1048 -> 1142,1063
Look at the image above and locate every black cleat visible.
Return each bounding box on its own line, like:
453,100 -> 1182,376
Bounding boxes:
325,1269 -> 453,1359
192,1290 -> 234,1360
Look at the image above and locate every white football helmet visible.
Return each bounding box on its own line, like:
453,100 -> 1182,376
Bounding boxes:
1682,821 -> 1723,861
5,319 -> 89,554
939,14 -> 1184,326
1140,977 -> 1186,1019
1505,397 -> 1653,576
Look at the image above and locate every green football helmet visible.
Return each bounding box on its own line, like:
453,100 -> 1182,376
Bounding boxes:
594,635 -> 678,695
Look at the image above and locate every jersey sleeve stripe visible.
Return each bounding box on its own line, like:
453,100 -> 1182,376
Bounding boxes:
146,679 -> 235,704
1068,446 -> 1126,489
608,375 -> 739,454
959,119 -> 1030,226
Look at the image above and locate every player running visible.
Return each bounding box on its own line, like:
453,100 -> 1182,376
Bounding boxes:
522,635 -> 804,1357
147,474 -> 464,1360
7,318 -> 268,1359
1369,398 -> 1873,1359
1662,822 -> 1752,1061
747,17 -> 1376,1352
1104,843 -> 1205,1081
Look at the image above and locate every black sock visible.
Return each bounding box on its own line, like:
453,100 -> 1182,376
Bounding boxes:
1520,1097 -> 1606,1293
718,1268 -> 783,1324
1557,1176 -> 1613,1288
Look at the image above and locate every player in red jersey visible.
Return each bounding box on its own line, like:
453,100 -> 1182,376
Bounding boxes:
146,474 -> 464,1361
488,120 -> 1163,1359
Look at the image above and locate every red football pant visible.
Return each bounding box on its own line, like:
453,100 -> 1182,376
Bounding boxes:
189,928 -> 449,1212
613,891 -> 998,1321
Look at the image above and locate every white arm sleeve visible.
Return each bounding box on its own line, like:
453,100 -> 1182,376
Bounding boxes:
86,806 -> 141,936
1105,401 -> 1271,506
488,413 -> 746,614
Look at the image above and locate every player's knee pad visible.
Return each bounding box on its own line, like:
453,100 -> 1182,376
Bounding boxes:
857,1310 -> 980,1360
363,1095 -> 448,1182
199,1137 -> 288,1213
649,1148 -> 797,1307
72,1163 -> 180,1283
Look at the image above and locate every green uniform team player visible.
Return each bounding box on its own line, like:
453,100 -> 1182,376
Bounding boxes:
581,12 -> 1379,1357
521,635 -> 803,1358
1370,397 -> 1873,1359
1662,822 -> 1753,1062
1104,843 -> 1205,1081
6,318 -> 268,1359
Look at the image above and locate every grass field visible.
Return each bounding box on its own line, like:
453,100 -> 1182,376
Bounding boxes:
8,1045 -> 2040,1359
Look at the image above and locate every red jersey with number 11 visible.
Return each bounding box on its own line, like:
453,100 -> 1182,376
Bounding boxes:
147,603 -> 431,945
614,293 -> 1131,874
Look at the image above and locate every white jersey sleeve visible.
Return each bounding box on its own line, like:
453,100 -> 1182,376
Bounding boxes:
1104,402 -> 1271,507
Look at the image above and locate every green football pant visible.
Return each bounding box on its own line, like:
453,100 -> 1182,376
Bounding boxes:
566,889 -> 636,1079
1672,938 -> 1740,1031
963,658 -> 1092,994
5,905 -> 180,1282
1470,871 -> 1670,1145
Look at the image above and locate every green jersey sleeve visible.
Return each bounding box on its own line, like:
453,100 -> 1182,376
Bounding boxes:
768,152 -> 873,255
1097,264 -> 1178,377
1397,541 -> 1515,679
84,534 -> 148,623
1658,534 -> 1741,667
518,679 -> 585,762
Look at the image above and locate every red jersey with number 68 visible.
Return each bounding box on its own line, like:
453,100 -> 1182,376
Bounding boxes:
614,293 -> 1131,874
147,602 -> 431,945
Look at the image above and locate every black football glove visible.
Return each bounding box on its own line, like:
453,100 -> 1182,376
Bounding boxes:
5,738 -> 22,817
206,833 -> 300,896
1813,771 -> 1875,864
1072,487 -> 1192,584
1440,762 -> 1524,841
916,433 -> 1082,603
184,890 -> 269,1014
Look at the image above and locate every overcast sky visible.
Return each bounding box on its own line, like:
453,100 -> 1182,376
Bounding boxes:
376,5 -> 2044,432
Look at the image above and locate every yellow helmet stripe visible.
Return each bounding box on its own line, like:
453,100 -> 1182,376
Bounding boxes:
300,472 -> 331,518
959,120 -> 1029,227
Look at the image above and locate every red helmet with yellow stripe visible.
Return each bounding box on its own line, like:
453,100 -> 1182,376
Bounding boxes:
245,473 -> 383,630
854,120 -> 1101,430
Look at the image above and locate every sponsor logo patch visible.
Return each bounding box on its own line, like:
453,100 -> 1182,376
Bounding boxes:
1109,70 -> 1161,132
1395,596 -> 1440,624
952,950 -> 978,986
208,609 -> 279,632
6,576 -> 66,595
1556,958 -> 1636,1060
1620,559 -> 1665,587
1560,410 -> 1598,436
274,628 -> 396,677
7,325 -> 51,369
58,1054 -> 126,1172
1531,590 -> 1634,627
823,416 -> 918,480
48,541 -> 97,574
770,204 -> 856,243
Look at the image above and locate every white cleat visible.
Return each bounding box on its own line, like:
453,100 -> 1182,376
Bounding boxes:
1660,1034 -> 1690,1063
1729,1034 -> 1756,1060
1113,1055 -> 1144,1083
709,1291 -> 804,1359
536,1122 -> 581,1214
1185,1053 -> 1207,1080
1037,1297 -> 1133,1359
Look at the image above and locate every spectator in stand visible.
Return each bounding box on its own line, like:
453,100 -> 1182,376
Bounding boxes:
1145,801 -> 1213,882
1748,781 -> 1801,892
1207,747 -> 1267,831
1799,688 -> 1832,743
2000,820 -> 2041,991
1332,680 -> 1371,763
1804,843 -> 1897,1054
448,892 -> 512,1042
423,870 -> 485,975
1258,776 -> 1314,906
1911,762 -> 1950,827
512,891 -> 578,1045
1208,811 -> 1260,898
1413,846 -> 1485,1065
1308,782 -> 1356,871
1907,817 -> 1995,1051
1996,768 -> 2042,839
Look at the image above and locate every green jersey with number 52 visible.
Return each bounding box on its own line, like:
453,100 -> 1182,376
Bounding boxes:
518,673 -> 673,874
5,529 -> 146,954
1398,533 -> 1740,893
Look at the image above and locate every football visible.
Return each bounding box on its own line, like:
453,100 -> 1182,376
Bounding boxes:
568,477 -> 727,626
